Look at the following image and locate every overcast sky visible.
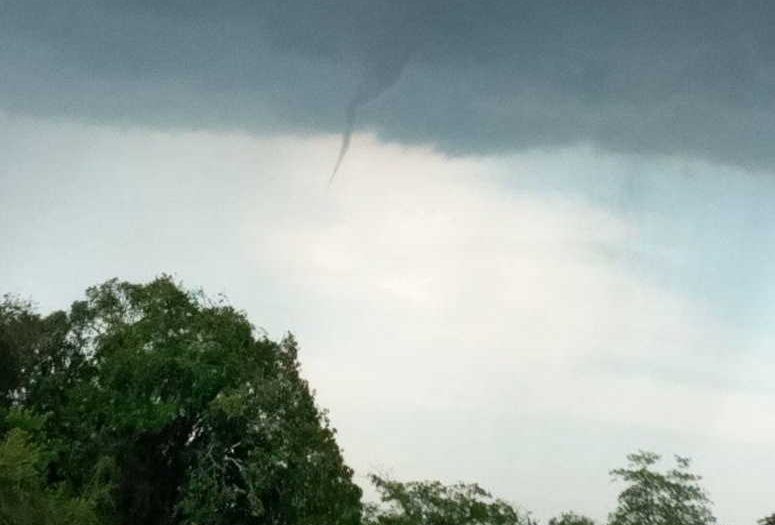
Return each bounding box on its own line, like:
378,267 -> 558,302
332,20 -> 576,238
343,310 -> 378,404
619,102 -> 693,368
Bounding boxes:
2,2 -> 775,524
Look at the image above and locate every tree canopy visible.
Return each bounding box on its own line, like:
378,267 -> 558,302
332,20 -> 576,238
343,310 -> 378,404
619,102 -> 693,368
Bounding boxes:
0,277 -> 361,525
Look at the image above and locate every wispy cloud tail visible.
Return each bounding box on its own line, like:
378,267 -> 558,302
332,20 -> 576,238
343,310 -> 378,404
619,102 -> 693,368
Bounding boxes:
329,101 -> 358,184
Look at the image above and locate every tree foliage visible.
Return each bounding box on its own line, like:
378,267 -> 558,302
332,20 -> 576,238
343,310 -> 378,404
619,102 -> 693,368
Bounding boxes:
364,474 -> 532,525
0,277 -> 362,525
0,427 -> 99,525
608,451 -> 715,525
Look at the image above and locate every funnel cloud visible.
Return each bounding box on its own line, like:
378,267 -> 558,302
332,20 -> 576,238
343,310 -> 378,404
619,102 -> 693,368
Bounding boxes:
330,43 -> 415,182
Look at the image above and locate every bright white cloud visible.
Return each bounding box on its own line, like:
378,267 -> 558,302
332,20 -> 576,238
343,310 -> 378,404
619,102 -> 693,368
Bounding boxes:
228,134 -> 763,438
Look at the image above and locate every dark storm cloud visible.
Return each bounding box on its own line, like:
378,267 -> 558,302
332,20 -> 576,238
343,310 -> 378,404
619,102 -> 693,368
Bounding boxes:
3,1 -> 775,168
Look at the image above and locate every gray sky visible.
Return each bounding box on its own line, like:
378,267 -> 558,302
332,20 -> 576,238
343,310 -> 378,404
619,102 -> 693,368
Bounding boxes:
4,1 -> 775,167
2,3 -> 775,524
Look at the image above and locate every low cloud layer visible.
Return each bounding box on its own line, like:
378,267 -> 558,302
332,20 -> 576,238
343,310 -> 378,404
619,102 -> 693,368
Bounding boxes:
3,1 -> 775,169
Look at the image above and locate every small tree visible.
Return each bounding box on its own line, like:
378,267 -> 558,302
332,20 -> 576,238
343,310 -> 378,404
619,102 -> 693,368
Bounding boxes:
364,474 -> 532,525
548,511 -> 595,525
609,451 -> 715,525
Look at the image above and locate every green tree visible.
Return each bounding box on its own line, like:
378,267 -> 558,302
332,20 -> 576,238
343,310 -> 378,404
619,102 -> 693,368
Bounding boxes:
364,474 -> 532,525
608,451 -> 716,525
759,515 -> 775,525
0,277 -> 362,525
547,512 -> 595,525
